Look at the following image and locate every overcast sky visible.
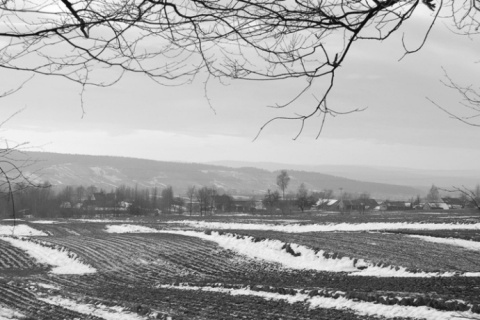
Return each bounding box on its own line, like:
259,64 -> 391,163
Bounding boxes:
1,7 -> 479,171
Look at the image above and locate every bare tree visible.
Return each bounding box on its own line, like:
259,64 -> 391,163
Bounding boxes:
429,71 -> 480,127
161,186 -> 174,214
0,1 -> 478,137
208,186 -> 217,215
186,185 -> 196,216
263,189 -> 280,215
426,184 -> 441,202
0,113 -> 42,226
196,186 -> 211,216
358,192 -> 371,202
276,170 -> 290,200
443,185 -> 480,210
296,183 -> 315,213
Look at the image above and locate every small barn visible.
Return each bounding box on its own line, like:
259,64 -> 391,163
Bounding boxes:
423,202 -> 450,210
441,197 -> 464,209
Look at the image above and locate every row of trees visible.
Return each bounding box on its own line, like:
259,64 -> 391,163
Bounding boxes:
2,170 -> 478,218
0,183 -> 188,218
268,171 -> 480,214
268,170 -> 373,213
0,183 -> 253,218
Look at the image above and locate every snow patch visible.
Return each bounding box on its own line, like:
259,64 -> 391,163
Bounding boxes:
64,229 -> 81,236
0,306 -> 24,320
105,224 -> 161,233
36,283 -> 61,290
0,224 -> 48,236
170,221 -> 480,232
159,284 -> 480,320
74,219 -> 133,223
408,235 -> 480,251
0,237 -> 96,274
29,220 -> 62,224
239,219 -> 307,224
37,296 -> 147,320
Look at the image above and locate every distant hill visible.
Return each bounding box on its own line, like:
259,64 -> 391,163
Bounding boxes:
21,152 -> 421,199
209,161 -> 480,190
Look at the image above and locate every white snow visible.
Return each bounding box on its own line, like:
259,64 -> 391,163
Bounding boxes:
0,224 -> 48,236
0,306 -> 24,320
64,228 -> 81,236
159,284 -> 480,320
239,219 -> 307,223
408,235 -> 480,251
308,295 -> 479,320
37,296 -> 147,320
169,221 -> 480,232
0,237 -> 96,274
29,220 -> 62,224
36,283 -> 61,290
105,224 -> 161,233
74,219 -> 133,223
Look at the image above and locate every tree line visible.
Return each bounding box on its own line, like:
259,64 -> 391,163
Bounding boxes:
0,183 -> 252,218
2,171 -> 479,219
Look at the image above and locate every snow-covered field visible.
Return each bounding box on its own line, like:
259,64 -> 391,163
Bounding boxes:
75,219 -> 134,223
36,296 -> 148,320
2,216 -> 480,320
0,306 -> 25,320
106,224 -> 161,233
161,229 -> 480,278
0,237 -> 96,274
408,235 -> 480,251
29,220 -> 63,224
169,221 -> 480,232
159,284 -> 480,320
0,224 -> 48,236
160,285 -> 480,320
106,225 -> 480,278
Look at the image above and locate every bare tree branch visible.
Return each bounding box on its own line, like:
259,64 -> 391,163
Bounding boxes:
0,0 -> 478,137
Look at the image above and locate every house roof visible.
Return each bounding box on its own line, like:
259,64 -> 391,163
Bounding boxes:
342,199 -> 378,207
316,199 -> 338,206
441,198 -> 464,206
426,202 -> 450,210
385,201 -> 410,207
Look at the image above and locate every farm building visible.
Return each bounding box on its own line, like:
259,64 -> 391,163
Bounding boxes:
423,202 -> 450,210
441,197 -> 464,209
383,201 -> 412,211
316,199 -> 339,211
338,199 -> 378,213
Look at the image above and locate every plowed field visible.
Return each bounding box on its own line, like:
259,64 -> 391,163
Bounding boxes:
1,212 -> 480,320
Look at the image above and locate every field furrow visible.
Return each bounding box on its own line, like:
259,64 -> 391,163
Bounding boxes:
3,216 -> 480,320
0,239 -> 47,271
0,283 -> 105,320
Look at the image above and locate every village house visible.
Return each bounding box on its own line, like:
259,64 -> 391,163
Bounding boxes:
441,197 -> 464,209
316,199 -> 339,211
383,201 -> 412,211
338,199 -> 379,213
423,202 -> 450,210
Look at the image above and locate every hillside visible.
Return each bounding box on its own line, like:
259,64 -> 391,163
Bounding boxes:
209,161 -> 480,190
21,152 -> 421,199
